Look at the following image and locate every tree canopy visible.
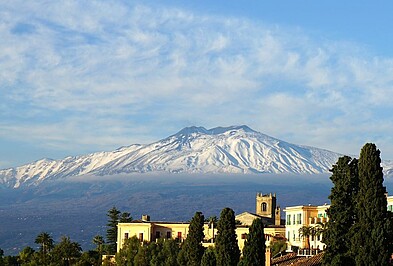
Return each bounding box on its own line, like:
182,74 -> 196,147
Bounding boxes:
215,207 -> 240,266
240,218 -> 265,266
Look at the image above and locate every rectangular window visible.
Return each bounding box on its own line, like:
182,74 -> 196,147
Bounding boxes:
287,231 -> 290,241
286,214 -> 291,225
293,214 -> 296,225
155,231 -> 160,239
139,233 -> 143,242
241,233 -> 247,239
293,230 -> 296,242
124,233 -> 129,239
177,232 -> 182,240
167,231 -> 171,239
297,213 -> 302,224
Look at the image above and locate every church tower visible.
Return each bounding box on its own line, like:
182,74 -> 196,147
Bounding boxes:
255,192 -> 281,225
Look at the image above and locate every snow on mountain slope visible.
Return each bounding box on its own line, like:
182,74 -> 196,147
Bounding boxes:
1,125 -> 391,188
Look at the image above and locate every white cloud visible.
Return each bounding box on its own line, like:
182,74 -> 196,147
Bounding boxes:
2,0 -> 393,164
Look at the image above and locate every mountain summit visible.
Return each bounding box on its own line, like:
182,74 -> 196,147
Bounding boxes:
1,125 -> 391,188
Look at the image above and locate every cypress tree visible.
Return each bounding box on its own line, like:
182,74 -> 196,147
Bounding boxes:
201,247 -> 217,266
241,218 -> 265,266
351,143 -> 392,266
215,207 -> 240,266
179,211 -> 205,266
323,156 -> 358,266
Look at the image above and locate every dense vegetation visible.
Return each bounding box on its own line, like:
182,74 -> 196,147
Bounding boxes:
323,143 -> 393,266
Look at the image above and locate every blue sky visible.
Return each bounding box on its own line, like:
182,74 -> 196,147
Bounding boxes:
1,1 -> 393,168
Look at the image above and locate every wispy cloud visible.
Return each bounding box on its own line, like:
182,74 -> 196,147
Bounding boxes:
1,0 -> 393,165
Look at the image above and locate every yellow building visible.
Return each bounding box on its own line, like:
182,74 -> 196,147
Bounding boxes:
117,192 -> 286,254
283,204 -> 329,251
117,215 -> 285,254
116,215 -> 215,252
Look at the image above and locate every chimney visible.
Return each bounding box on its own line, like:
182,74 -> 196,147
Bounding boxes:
141,215 -> 150,221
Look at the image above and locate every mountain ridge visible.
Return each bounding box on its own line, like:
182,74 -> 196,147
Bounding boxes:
1,125 -> 392,188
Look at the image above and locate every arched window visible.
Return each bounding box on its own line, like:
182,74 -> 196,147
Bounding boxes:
261,202 -> 267,212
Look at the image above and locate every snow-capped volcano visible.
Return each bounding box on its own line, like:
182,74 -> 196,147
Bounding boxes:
1,125 -> 390,188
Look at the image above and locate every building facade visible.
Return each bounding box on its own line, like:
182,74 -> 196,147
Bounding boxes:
117,192 -> 286,253
283,204 -> 329,251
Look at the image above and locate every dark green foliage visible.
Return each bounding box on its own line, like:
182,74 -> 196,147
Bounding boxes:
116,237 -> 180,266
148,238 -> 180,266
323,156 -> 358,266
2,255 -> 18,266
106,207 -> 133,255
76,250 -> 100,266
115,236 -> 140,266
201,247 -> 216,266
241,218 -> 265,266
34,231 -> 54,264
50,236 -> 82,265
181,211 -> 205,266
0,248 -> 3,265
119,212 -> 133,223
18,246 -> 35,265
351,143 -> 392,266
106,207 -> 121,254
92,235 -> 105,265
269,238 -> 286,257
298,225 -> 312,249
177,245 -> 188,266
160,239 -> 180,266
133,243 -> 149,266
215,207 -> 240,266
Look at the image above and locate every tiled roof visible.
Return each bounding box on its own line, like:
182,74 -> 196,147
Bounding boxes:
292,252 -> 324,266
271,252 -> 299,265
271,252 -> 324,266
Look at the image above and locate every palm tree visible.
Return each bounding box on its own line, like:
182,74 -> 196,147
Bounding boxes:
298,226 -> 312,249
35,232 -> 54,263
51,236 -> 82,265
207,216 -> 218,243
313,222 -> 327,249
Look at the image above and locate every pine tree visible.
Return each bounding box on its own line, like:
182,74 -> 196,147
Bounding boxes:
119,212 -> 133,223
323,156 -> 358,266
181,211 -> 205,266
241,218 -> 265,266
351,143 -> 392,266
106,206 -> 121,254
215,207 -> 240,266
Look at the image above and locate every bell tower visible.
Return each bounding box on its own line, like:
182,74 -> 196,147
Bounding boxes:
256,192 -> 276,218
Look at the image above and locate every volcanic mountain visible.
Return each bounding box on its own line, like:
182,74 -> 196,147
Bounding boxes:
1,125 -> 391,188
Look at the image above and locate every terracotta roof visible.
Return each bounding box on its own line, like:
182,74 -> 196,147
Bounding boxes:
271,252 -> 300,265
271,252 -> 324,266
292,252 -> 324,266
